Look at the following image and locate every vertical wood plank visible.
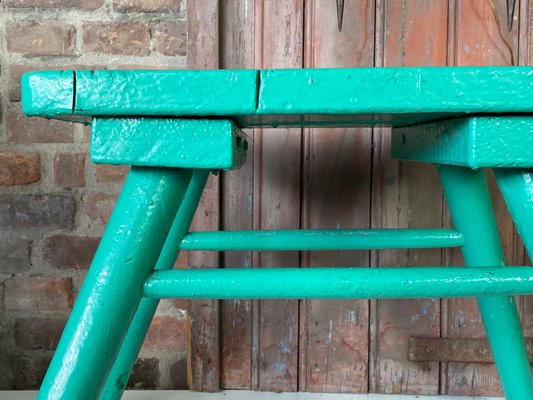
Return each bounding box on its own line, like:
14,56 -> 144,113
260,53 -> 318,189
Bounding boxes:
371,0 -> 448,395
445,0 -> 521,396
254,0 -> 304,392
299,0 -> 374,393
187,0 -> 221,392
520,0 -> 533,369
519,0 -> 532,66
219,0 -> 256,390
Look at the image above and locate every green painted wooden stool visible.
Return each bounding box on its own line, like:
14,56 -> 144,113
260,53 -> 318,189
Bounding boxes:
22,67 -> 533,399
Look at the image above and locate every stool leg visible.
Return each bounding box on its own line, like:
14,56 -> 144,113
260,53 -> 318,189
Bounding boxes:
100,169 -> 208,400
437,165 -> 533,400
38,167 -> 193,400
493,168 -> 533,257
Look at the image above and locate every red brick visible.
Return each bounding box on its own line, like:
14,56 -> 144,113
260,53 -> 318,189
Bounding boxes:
0,236 -> 32,273
169,357 -> 187,389
142,316 -> 186,352
153,20 -> 186,56
174,298 -> 187,311
44,234 -> 100,269
113,0 -> 181,12
15,317 -> 67,350
173,253 -> 188,310
82,22 -> 150,56
83,125 -> 92,143
84,192 -> 118,224
0,194 -> 75,229
94,163 -> 129,183
116,64 -> 183,70
0,152 -> 40,186
7,108 -> 74,143
9,65 -> 34,102
4,0 -> 103,9
127,358 -> 160,389
54,152 -> 86,187
4,276 -> 73,311
6,21 -> 75,56
12,356 -> 51,389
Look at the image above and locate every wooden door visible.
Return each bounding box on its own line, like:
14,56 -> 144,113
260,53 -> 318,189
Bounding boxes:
187,0 -> 532,395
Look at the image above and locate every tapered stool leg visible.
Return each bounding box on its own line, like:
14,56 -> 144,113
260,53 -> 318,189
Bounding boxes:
38,167 -> 193,400
494,168 -> 533,257
437,165 -> 533,400
100,169 -> 208,400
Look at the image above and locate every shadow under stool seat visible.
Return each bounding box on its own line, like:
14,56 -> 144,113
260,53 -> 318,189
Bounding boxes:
21,67 -> 533,400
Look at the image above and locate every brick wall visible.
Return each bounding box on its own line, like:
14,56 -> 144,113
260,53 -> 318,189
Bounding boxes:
0,0 -> 188,390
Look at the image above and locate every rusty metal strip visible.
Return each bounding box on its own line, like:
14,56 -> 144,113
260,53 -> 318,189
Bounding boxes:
408,337 -> 533,363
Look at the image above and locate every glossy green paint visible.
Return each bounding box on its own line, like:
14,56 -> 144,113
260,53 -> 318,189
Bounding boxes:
255,67 -> 533,127
393,117 -> 533,168
21,65 -> 533,398
21,70 -> 74,117
494,168 -> 533,258
21,67 -> 533,127
101,170 -> 208,400
75,69 -> 259,116
437,165 -> 533,400
143,267 -> 533,299
91,118 -> 247,169
37,167 -> 193,400
180,229 -> 464,251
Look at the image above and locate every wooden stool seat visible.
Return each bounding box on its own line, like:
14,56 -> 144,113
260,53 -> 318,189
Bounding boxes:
21,67 -> 533,400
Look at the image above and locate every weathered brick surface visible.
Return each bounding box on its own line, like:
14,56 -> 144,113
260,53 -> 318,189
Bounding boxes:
84,192 -> 118,224
6,21 -> 76,56
54,152 -> 86,187
113,0 -> 181,13
0,237 -> 32,273
174,298 -> 187,311
142,316 -> 186,352
15,317 -> 67,350
0,152 -> 41,186
94,163 -> 129,183
2,0 -> 189,391
169,358 -> 188,389
82,22 -> 150,55
9,65 -> 35,102
44,234 -> 100,269
6,109 -> 74,143
153,20 -> 187,56
0,194 -> 75,229
127,358 -> 160,389
116,64 -> 182,70
4,276 -> 73,311
4,0 -> 103,9
12,356 -> 51,389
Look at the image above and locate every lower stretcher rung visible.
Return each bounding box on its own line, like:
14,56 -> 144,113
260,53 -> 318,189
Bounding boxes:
143,266 -> 533,299
179,229 -> 465,251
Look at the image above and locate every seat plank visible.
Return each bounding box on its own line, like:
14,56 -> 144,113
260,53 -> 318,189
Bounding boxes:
22,67 -> 533,128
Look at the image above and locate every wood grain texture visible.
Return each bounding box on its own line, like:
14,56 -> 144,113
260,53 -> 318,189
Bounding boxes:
219,0 -> 256,390
520,0 -> 533,364
254,0 -> 304,391
187,0 -> 221,392
445,1 -> 521,396
371,0 -> 448,395
298,0 -> 374,393
208,0 -> 531,395
409,337 -> 533,363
